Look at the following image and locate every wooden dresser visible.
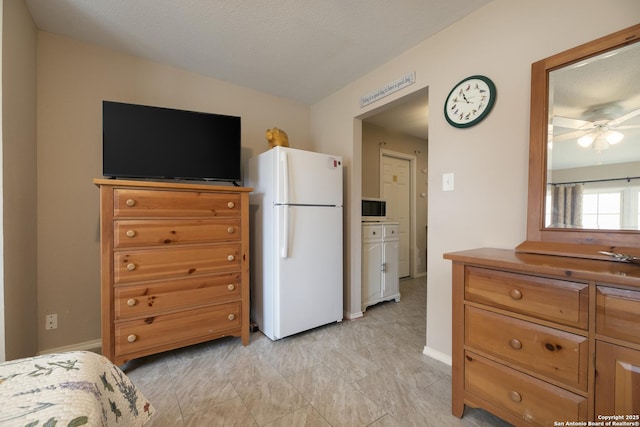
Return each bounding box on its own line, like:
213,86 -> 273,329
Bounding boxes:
94,179 -> 251,365
444,248 -> 640,426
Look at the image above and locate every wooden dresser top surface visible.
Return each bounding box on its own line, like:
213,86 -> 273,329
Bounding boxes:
444,247 -> 640,289
94,178 -> 252,193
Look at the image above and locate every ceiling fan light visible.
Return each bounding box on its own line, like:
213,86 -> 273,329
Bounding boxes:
593,136 -> 609,151
605,130 -> 623,144
577,134 -> 595,147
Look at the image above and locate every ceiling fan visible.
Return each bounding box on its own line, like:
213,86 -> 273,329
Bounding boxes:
552,106 -> 640,150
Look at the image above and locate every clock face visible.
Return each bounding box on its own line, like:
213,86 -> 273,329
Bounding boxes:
444,75 -> 496,128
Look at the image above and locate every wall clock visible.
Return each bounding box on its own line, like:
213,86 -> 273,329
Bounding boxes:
444,75 -> 496,128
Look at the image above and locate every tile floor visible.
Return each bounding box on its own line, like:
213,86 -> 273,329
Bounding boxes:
123,277 -> 511,426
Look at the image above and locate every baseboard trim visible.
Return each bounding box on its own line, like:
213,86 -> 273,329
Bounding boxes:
423,345 -> 452,366
38,339 -> 102,356
344,310 -> 364,320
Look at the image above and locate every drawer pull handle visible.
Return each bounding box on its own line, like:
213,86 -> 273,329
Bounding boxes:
125,198 -> 136,207
228,314 -> 236,321
227,226 -> 235,234
227,284 -> 235,291
127,298 -> 137,307
227,201 -> 235,209
127,263 -> 137,271
227,255 -> 235,262
510,289 -> 523,300
509,391 -> 522,403
127,334 -> 137,343
126,230 -> 136,238
509,339 -> 522,350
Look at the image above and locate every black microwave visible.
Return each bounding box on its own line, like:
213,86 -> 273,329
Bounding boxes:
362,198 -> 387,222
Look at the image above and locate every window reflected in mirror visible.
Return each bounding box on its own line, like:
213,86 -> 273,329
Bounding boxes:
546,41 -> 640,230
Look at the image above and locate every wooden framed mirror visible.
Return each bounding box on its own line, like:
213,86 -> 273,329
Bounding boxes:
517,24 -> 640,261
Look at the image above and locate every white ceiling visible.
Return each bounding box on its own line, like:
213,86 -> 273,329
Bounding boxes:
550,41 -> 640,170
362,88 -> 430,140
24,1 -> 639,161
25,0 -> 491,106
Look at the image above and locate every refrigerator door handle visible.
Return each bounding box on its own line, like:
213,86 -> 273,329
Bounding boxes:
281,205 -> 289,258
280,150 -> 290,205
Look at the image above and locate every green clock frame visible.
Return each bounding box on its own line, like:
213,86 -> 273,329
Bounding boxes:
444,75 -> 496,128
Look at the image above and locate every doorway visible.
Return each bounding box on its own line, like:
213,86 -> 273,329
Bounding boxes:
360,87 -> 429,279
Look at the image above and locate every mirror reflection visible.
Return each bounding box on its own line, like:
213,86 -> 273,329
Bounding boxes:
546,41 -> 640,230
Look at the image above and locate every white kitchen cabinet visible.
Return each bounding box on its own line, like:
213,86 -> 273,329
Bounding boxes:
362,222 -> 401,311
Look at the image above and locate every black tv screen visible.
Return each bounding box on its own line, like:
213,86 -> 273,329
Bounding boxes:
102,101 -> 241,182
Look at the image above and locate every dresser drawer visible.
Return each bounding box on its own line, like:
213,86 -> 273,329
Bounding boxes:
114,244 -> 241,284
465,306 -> 588,390
383,224 -> 398,239
114,189 -> 240,218
596,286 -> 640,345
114,218 -> 241,248
465,267 -> 588,329
465,352 -> 587,426
114,272 -> 241,320
362,225 -> 382,242
115,302 -> 242,356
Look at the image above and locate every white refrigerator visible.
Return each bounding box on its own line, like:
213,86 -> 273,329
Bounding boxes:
245,146 -> 343,340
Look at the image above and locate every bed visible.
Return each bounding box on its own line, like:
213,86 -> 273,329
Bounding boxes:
0,351 -> 154,426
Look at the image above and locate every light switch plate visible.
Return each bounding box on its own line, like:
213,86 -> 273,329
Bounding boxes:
442,173 -> 454,191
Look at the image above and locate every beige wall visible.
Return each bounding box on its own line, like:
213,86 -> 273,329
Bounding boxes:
551,161 -> 640,185
310,0 -> 640,362
2,0 -> 38,360
36,32 -> 311,352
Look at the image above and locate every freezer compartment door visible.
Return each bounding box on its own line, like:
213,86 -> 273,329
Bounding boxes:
275,147 -> 342,206
274,205 -> 343,339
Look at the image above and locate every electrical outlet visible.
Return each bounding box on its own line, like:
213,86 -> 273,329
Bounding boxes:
45,314 -> 57,330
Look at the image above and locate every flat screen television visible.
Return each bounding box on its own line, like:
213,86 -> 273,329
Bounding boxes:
102,101 -> 241,183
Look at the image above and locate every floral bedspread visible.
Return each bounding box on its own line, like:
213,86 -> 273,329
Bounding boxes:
0,351 -> 153,426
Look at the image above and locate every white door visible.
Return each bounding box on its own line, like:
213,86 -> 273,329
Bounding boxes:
274,205 -> 343,339
381,155 -> 411,278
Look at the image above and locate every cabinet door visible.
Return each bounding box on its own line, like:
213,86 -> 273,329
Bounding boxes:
595,341 -> 640,416
597,286 -> 640,345
363,242 -> 383,302
382,240 -> 399,297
